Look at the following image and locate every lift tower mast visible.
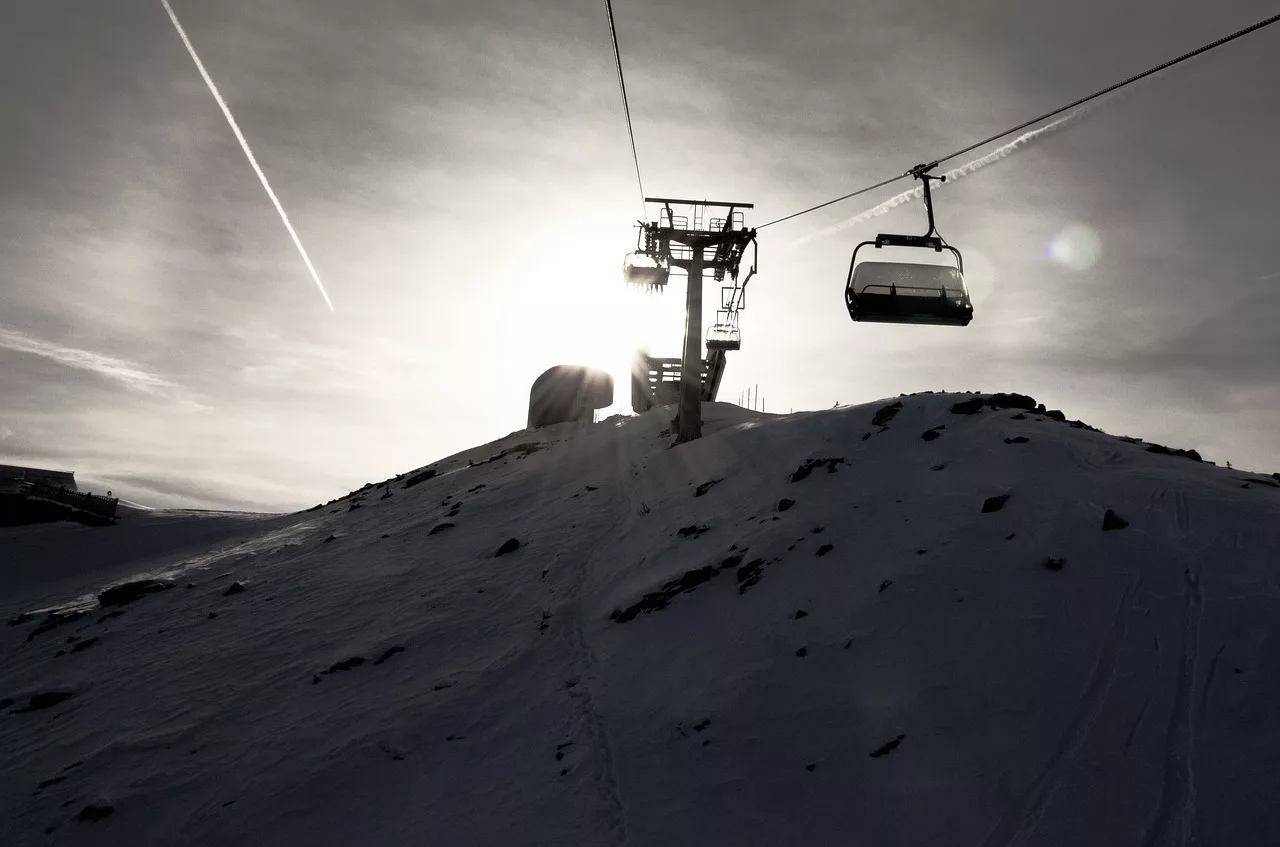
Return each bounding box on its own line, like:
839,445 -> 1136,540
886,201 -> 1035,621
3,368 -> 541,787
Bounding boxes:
633,198 -> 756,442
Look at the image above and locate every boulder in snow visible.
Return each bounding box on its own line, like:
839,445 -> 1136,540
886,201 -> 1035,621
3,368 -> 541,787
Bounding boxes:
1102,510 -> 1129,531
981,494 -> 1010,513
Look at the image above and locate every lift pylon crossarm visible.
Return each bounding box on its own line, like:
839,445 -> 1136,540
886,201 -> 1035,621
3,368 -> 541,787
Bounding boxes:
644,197 -> 755,210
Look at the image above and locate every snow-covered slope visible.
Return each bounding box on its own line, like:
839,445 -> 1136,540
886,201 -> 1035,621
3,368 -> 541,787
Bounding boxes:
3,394 -> 1279,846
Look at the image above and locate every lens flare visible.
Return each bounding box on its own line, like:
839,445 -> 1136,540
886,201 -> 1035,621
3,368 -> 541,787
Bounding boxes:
1046,224 -> 1103,271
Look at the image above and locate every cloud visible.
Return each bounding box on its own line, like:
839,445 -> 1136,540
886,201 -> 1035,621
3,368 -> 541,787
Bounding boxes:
0,324 -> 185,397
0,426 -> 13,441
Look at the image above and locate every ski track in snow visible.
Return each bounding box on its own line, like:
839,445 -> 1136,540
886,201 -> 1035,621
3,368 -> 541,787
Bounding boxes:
978,573 -> 1142,847
540,451 -> 634,845
1141,566 -> 1203,847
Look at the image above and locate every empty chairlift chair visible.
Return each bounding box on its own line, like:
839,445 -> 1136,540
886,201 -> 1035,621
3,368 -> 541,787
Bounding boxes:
706,311 -> 741,351
844,166 -> 974,327
622,252 -> 669,291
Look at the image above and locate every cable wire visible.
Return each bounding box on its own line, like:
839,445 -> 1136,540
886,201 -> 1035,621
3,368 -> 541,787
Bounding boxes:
604,0 -> 647,218
758,11 -> 1280,229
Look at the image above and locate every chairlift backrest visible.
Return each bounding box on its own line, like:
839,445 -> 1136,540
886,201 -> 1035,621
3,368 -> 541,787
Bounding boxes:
850,261 -> 966,298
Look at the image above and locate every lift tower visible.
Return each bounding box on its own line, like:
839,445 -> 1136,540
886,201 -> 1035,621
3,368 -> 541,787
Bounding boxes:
632,198 -> 755,443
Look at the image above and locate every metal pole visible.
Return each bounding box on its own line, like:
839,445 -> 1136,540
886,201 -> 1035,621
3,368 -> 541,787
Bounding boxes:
676,242 -> 703,442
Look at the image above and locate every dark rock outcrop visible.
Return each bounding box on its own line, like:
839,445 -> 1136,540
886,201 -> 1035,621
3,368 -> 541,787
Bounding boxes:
981,494 -> 1011,513
869,734 -> 905,758
872,400 -> 903,427
99,579 -> 173,607
1102,510 -> 1129,531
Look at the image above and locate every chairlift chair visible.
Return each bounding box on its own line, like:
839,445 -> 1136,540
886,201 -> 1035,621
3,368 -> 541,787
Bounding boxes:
845,166 -> 974,327
623,252 -> 669,290
706,311 -> 741,351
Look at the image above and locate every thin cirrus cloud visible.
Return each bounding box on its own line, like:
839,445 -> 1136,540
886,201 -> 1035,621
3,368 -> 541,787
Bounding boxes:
0,324 -> 197,402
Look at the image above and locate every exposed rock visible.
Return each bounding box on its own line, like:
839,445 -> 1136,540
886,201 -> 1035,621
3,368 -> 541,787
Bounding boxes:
869,734 -> 905,758
613,564 -> 726,622
1004,436 -> 1030,444
921,426 -> 945,442
26,609 -> 89,641
950,397 -> 985,415
735,558 -> 769,594
816,544 -> 834,557
495,538 -> 521,557
1043,557 -> 1066,572
931,463 -> 947,471
795,646 -> 808,657
777,498 -> 796,512
793,609 -> 809,620
879,580 -> 894,593
15,691 -> 75,712
77,804 -> 114,822
872,400 -> 903,427
0,697 -> 13,710
677,525 -> 709,538
982,494 -> 1011,513
323,535 -> 337,543
989,393 -> 1037,411
223,581 -> 247,597
694,479 -> 722,498
97,610 -> 125,624
70,636 -> 100,653
806,763 -> 817,772
1102,510 -> 1129,531
99,579 -> 174,607
323,657 -> 365,674
374,646 -> 405,665
1145,443 -> 1203,462
428,522 -> 456,536
811,526 -> 824,534
403,467 -> 438,488
789,458 -> 846,483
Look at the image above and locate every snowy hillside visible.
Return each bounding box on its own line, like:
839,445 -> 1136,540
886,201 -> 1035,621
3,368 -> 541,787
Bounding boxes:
3,394 -> 1280,846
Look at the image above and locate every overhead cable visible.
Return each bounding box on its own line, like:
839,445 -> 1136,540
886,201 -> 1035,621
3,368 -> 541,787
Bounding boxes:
604,0 -> 648,218
758,11 -> 1280,229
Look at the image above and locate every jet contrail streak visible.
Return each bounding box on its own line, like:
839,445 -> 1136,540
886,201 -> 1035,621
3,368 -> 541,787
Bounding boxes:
161,0 -> 334,311
794,106 -> 1095,246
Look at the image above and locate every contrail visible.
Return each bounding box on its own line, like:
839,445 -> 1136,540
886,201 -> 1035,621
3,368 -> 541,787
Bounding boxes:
161,0 -> 334,311
794,106 -> 1094,246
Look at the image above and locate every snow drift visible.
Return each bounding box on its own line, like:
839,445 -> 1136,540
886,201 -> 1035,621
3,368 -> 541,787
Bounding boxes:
3,393 -> 1279,846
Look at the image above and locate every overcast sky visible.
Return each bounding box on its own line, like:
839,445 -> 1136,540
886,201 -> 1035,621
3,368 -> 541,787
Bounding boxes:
2,0 -> 1277,511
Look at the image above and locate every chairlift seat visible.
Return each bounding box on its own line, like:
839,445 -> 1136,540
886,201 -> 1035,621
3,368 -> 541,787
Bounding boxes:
706,326 -> 741,351
846,261 -> 973,326
623,252 -> 668,289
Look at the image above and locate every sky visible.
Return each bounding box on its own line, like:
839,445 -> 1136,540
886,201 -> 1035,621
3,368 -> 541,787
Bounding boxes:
2,0 -> 1277,511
